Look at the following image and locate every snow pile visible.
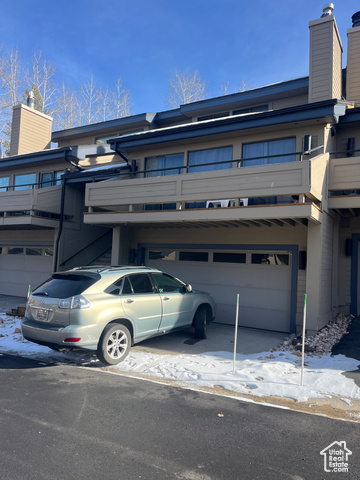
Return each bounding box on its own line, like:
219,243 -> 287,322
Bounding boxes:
1,314 -> 360,403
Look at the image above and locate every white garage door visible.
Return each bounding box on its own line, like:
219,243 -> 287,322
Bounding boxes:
0,246 -> 54,297
146,248 -> 292,332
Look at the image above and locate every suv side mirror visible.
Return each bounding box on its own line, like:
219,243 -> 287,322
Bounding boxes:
185,284 -> 193,293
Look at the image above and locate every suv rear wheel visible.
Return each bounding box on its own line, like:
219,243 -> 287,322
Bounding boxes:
97,323 -> 131,365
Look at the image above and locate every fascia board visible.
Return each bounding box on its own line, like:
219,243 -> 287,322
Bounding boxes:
110,102 -> 344,150
0,147 -> 72,171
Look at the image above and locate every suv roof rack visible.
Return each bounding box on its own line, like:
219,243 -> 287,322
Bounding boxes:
68,265 -> 155,273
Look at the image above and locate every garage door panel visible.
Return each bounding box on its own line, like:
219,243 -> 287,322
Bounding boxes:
0,254 -> 53,297
236,306 -> 290,332
147,249 -> 292,332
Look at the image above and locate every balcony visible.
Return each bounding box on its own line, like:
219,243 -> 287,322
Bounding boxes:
84,154 -> 328,228
0,185 -> 65,228
328,151 -> 360,215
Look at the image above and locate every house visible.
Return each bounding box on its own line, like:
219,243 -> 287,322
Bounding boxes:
1,5 -> 360,337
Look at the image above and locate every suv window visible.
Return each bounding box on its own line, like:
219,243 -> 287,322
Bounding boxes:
152,272 -> 186,293
127,274 -> 154,294
32,273 -> 100,298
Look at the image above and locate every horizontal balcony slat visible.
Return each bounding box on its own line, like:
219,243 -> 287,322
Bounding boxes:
0,185 -> 64,215
329,157 -> 360,191
85,160 -> 318,208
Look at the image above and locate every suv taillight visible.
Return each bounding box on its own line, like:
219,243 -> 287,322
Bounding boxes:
58,295 -> 90,309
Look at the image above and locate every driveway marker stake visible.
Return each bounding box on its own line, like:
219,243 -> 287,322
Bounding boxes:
232,294 -> 240,375
301,293 -> 307,386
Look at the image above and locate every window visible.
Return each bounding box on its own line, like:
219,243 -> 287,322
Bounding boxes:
0,177 -> 9,192
198,112 -> 230,121
233,105 -> 268,115
26,248 -> 42,256
152,273 -> 186,293
145,154 -> 184,210
14,173 -> 36,190
242,138 -> 296,166
251,253 -> 289,265
188,146 -> 233,173
213,252 -> 246,264
40,171 -> 63,188
145,154 -> 184,177
8,247 -> 24,255
179,251 -> 208,262
127,274 -> 154,294
148,251 -> 176,261
33,274 -> 100,299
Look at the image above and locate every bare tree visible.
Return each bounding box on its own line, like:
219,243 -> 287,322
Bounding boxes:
111,77 -> 132,118
220,80 -> 230,96
0,48 -> 23,154
237,80 -> 249,92
220,79 -> 249,96
53,82 -> 80,130
98,86 -> 111,122
25,51 -> 57,114
168,69 -> 207,109
80,74 -> 100,124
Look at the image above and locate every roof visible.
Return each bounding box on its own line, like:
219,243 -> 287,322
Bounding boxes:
108,99 -> 347,151
0,146 -> 73,172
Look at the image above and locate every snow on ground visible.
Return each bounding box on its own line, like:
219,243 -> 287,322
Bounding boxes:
1,314 -> 360,403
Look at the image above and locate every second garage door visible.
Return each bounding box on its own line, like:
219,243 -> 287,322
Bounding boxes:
146,248 -> 292,333
0,245 -> 54,297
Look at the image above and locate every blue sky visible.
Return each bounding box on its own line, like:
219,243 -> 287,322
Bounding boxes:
1,0 -> 359,114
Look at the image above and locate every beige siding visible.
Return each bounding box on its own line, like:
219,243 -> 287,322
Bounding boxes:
9,104 -> 53,156
309,16 -> 342,103
346,26 -> 360,105
271,95 -> 309,110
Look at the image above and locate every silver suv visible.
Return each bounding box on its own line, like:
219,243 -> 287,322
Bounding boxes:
21,266 -> 216,365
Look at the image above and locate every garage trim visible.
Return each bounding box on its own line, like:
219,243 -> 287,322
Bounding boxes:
138,242 -> 298,333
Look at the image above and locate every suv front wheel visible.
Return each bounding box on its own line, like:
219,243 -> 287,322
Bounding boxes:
97,323 -> 131,365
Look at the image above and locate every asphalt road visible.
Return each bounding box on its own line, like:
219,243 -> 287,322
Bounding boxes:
0,353 -> 359,480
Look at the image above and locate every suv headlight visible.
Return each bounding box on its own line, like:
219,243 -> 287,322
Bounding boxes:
58,295 -> 90,309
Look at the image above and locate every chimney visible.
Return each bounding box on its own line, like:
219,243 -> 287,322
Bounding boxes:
346,12 -> 360,106
308,3 -> 343,103
9,94 -> 53,157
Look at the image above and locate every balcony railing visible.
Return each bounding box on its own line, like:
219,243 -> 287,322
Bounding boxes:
84,154 -> 328,225
328,151 -> 360,210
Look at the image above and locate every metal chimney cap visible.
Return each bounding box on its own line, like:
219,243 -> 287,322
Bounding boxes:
352,11 -> 360,28
321,3 -> 334,17
27,90 -> 35,109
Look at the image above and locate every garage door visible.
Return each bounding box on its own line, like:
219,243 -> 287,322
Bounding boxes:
146,248 -> 292,332
0,246 -> 54,297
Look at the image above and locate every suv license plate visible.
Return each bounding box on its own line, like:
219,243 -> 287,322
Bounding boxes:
36,309 -> 49,321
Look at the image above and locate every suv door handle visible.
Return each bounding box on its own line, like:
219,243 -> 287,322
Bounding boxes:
163,297 -> 170,301
124,299 -> 134,304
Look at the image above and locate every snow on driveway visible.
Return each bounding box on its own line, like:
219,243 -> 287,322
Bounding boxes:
1,314 -> 359,403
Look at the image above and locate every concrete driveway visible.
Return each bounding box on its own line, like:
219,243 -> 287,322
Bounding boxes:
0,294 -> 287,355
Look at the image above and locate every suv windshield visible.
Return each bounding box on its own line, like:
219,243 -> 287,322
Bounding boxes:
32,273 -> 100,298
